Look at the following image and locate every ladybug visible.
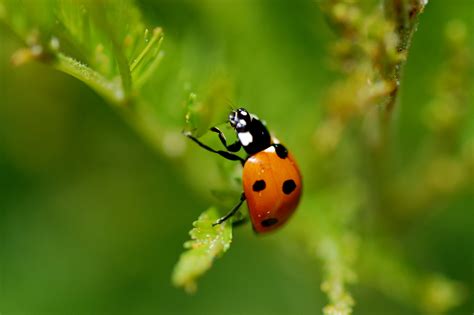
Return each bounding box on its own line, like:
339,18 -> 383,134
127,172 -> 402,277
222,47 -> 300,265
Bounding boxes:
185,107 -> 302,233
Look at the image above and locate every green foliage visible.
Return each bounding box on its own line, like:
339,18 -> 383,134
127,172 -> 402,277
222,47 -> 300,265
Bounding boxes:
316,0 -> 426,155
294,184 -> 362,315
2,0 -> 163,104
172,208 -> 232,294
310,1 -> 431,313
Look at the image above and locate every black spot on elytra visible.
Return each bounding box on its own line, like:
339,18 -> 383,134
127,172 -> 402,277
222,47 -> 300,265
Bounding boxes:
252,180 -> 266,192
261,218 -> 278,227
282,179 -> 296,195
274,144 -> 288,159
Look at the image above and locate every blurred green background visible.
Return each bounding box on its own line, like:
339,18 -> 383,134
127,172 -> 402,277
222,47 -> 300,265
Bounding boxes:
0,0 -> 473,314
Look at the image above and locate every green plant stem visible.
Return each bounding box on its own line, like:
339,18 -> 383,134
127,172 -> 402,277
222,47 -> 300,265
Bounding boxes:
383,0 -> 427,119
53,53 -> 122,104
130,27 -> 163,73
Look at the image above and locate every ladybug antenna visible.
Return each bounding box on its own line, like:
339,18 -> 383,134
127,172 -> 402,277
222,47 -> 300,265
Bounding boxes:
224,97 -> 236,111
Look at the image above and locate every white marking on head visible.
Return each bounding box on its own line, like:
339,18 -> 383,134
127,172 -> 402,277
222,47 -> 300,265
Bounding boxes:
264,146 -> 276,153
240,111 -> 247,116
238,132 -> 253,146
239,119 -> 247,127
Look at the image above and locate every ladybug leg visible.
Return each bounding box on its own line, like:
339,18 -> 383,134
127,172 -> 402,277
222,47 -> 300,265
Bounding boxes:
184,132 -> 245,165
212,193 -> 246,226
210,127 -> 241,152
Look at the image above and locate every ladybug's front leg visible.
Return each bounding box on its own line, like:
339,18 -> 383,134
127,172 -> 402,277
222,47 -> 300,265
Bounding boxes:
213,193 -> 246,226
184,132 -> 245,165
210,127 -> 241,152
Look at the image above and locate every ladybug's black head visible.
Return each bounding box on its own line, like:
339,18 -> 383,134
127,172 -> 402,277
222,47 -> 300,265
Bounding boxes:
228,107 -> 272,155
228,108 -> 251,131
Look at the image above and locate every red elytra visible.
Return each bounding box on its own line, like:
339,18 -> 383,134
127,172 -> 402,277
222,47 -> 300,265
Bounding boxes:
243,146 -> 302,233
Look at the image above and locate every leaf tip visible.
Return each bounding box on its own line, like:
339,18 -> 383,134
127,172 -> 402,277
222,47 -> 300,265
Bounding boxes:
171,207 -> 232,293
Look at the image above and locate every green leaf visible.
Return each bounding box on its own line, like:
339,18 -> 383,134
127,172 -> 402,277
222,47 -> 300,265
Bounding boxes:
172,208 -> 232,294
1,0 -> 163,105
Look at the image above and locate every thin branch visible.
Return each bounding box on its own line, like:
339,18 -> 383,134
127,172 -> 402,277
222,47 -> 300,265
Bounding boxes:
53,53 -> 122,104
383,0 -> 428,117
